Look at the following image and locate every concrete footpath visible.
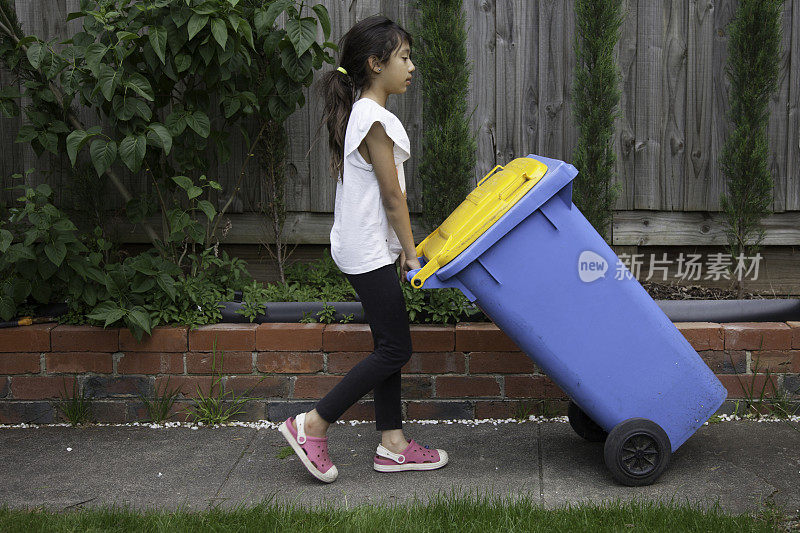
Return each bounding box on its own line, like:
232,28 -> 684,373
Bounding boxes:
0,418 -> 798,516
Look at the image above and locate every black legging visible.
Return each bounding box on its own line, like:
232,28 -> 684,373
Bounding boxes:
314,262 -> 413,431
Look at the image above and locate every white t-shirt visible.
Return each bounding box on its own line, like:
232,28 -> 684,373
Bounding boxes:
329,97 -> 410,275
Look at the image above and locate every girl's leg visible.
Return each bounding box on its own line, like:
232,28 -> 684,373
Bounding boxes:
311,263 -> 412,434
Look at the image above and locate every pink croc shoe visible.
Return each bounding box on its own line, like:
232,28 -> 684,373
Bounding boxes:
278,412 -> 338,483
373,439 -> 449,472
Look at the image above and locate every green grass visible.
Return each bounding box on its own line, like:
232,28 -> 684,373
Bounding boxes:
0,490 -> 787,532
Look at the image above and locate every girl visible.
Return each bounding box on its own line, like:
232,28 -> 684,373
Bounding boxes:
278,15 -> 449,483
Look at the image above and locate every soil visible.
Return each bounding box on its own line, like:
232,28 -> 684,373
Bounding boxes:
639,281 -> 792,300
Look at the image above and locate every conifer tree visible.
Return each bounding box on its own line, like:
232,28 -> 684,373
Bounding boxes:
571,0 -> 624,242
411,0 -> 476,232
719,0 -> 783,294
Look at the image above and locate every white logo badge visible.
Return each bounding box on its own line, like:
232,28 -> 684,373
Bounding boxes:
578,251 -> 608,283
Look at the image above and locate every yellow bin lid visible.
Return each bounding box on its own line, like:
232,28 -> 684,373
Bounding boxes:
411,157 -> 548,288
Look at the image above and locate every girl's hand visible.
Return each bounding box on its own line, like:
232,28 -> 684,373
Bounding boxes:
399,250 -> 421,283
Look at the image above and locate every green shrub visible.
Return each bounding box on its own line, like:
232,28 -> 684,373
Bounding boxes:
571,0 -> 624,241
718,0 -> 783,295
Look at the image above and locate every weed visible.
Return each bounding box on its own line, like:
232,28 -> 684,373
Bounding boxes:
138,376 -> 182,423
299,310 -> 317,323
512,400 -> 535,422
276,446 -> 294,459
316,303 -> 337,324
183,336 -> 263,425
49,378 -> 93,426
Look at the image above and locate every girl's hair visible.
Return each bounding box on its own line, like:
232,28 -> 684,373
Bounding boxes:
314,15 -> 412,181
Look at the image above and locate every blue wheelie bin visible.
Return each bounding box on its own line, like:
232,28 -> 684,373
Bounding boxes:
407,154 -> 727,486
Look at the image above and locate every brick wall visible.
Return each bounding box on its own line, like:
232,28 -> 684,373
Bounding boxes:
1,321 -> 798,424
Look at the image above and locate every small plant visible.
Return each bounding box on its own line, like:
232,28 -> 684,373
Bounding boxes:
276,445 -> 294,459
730,352 -> 777,418
339,313 -> 354,324
315,303 -> 337,324
728,351 -> 799,432
298,310 -> 317,323
50,378 -> 93,426
138,376 -> 182,424
183,337 -> 263,425
512,400 -> 536,422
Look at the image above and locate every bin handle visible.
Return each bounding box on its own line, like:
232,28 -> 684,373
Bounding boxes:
477,164 -> 504,187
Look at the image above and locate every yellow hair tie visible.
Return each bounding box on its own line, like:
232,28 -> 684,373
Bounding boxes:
336,66 -> 348,75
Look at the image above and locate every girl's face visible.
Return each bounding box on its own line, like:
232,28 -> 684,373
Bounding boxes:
372,40 -> 415,94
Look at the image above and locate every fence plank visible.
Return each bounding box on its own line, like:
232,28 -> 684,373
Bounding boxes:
658,0 -> 687,212
767,2 -> 793,213
537,0 -> 567,162
562,0 -> 578,165
788,0 -> 800,211
495,0 -> 538,164
465,0 -> 496,183
685,0 -> 714,211
709,0 -> 736,213
613,0 -> 637,211
633,0 -> 662,210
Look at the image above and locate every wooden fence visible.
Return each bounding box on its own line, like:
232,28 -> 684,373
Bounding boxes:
0,0 -> 798,228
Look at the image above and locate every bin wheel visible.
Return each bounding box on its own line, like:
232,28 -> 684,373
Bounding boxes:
567,401 -> 608,443
603,418 -> 671,487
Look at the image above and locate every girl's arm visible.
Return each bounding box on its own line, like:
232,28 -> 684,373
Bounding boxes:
363,122 -> 417,261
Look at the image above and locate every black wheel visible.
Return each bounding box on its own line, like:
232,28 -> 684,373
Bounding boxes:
567,401 -> 608,442
603,418 -> 671,486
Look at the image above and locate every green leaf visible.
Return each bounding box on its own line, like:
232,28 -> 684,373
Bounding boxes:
148,26 -> 167,65
116,30 -> 139,42
39,132 -> 58,155
125,73 -> 154,101
263,29 -> 284,57
285,18 -> 317,56
15,125 -> 37,143
263,0 -> 290,28
254,9 -> 269,35
0,98 -> 18,118
312,4 -> 331,40
187,14 -> 209,40
237,17 -> 253,49
89,138 -> 117,176
67,130 -> 89,167
156,272 -> 176,301
113,95 -> 151,121
175,53 -> 191,73
171,175 -> 193,191
119,135 -> 147,173
186,185 -> 202,200
222,96 -> 240,118
0,229 -> 13,253
44,241 -> 67,267
26,42 -> 45,69
185,111 -> 210,138
97,65 -> 121,101
166,111 -> 187,135
211,18 -> 227,49
66,11 -> 86,23
148,123 -> 172,155
88,301 -> 126,328
186,222 -> 205,243
192,2 -> 218,15
84,43 -> 107,76
281,47 -> 312,82
197,199 -> 216,221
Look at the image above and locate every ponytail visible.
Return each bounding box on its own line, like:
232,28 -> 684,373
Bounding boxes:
313,15 -> 413,182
